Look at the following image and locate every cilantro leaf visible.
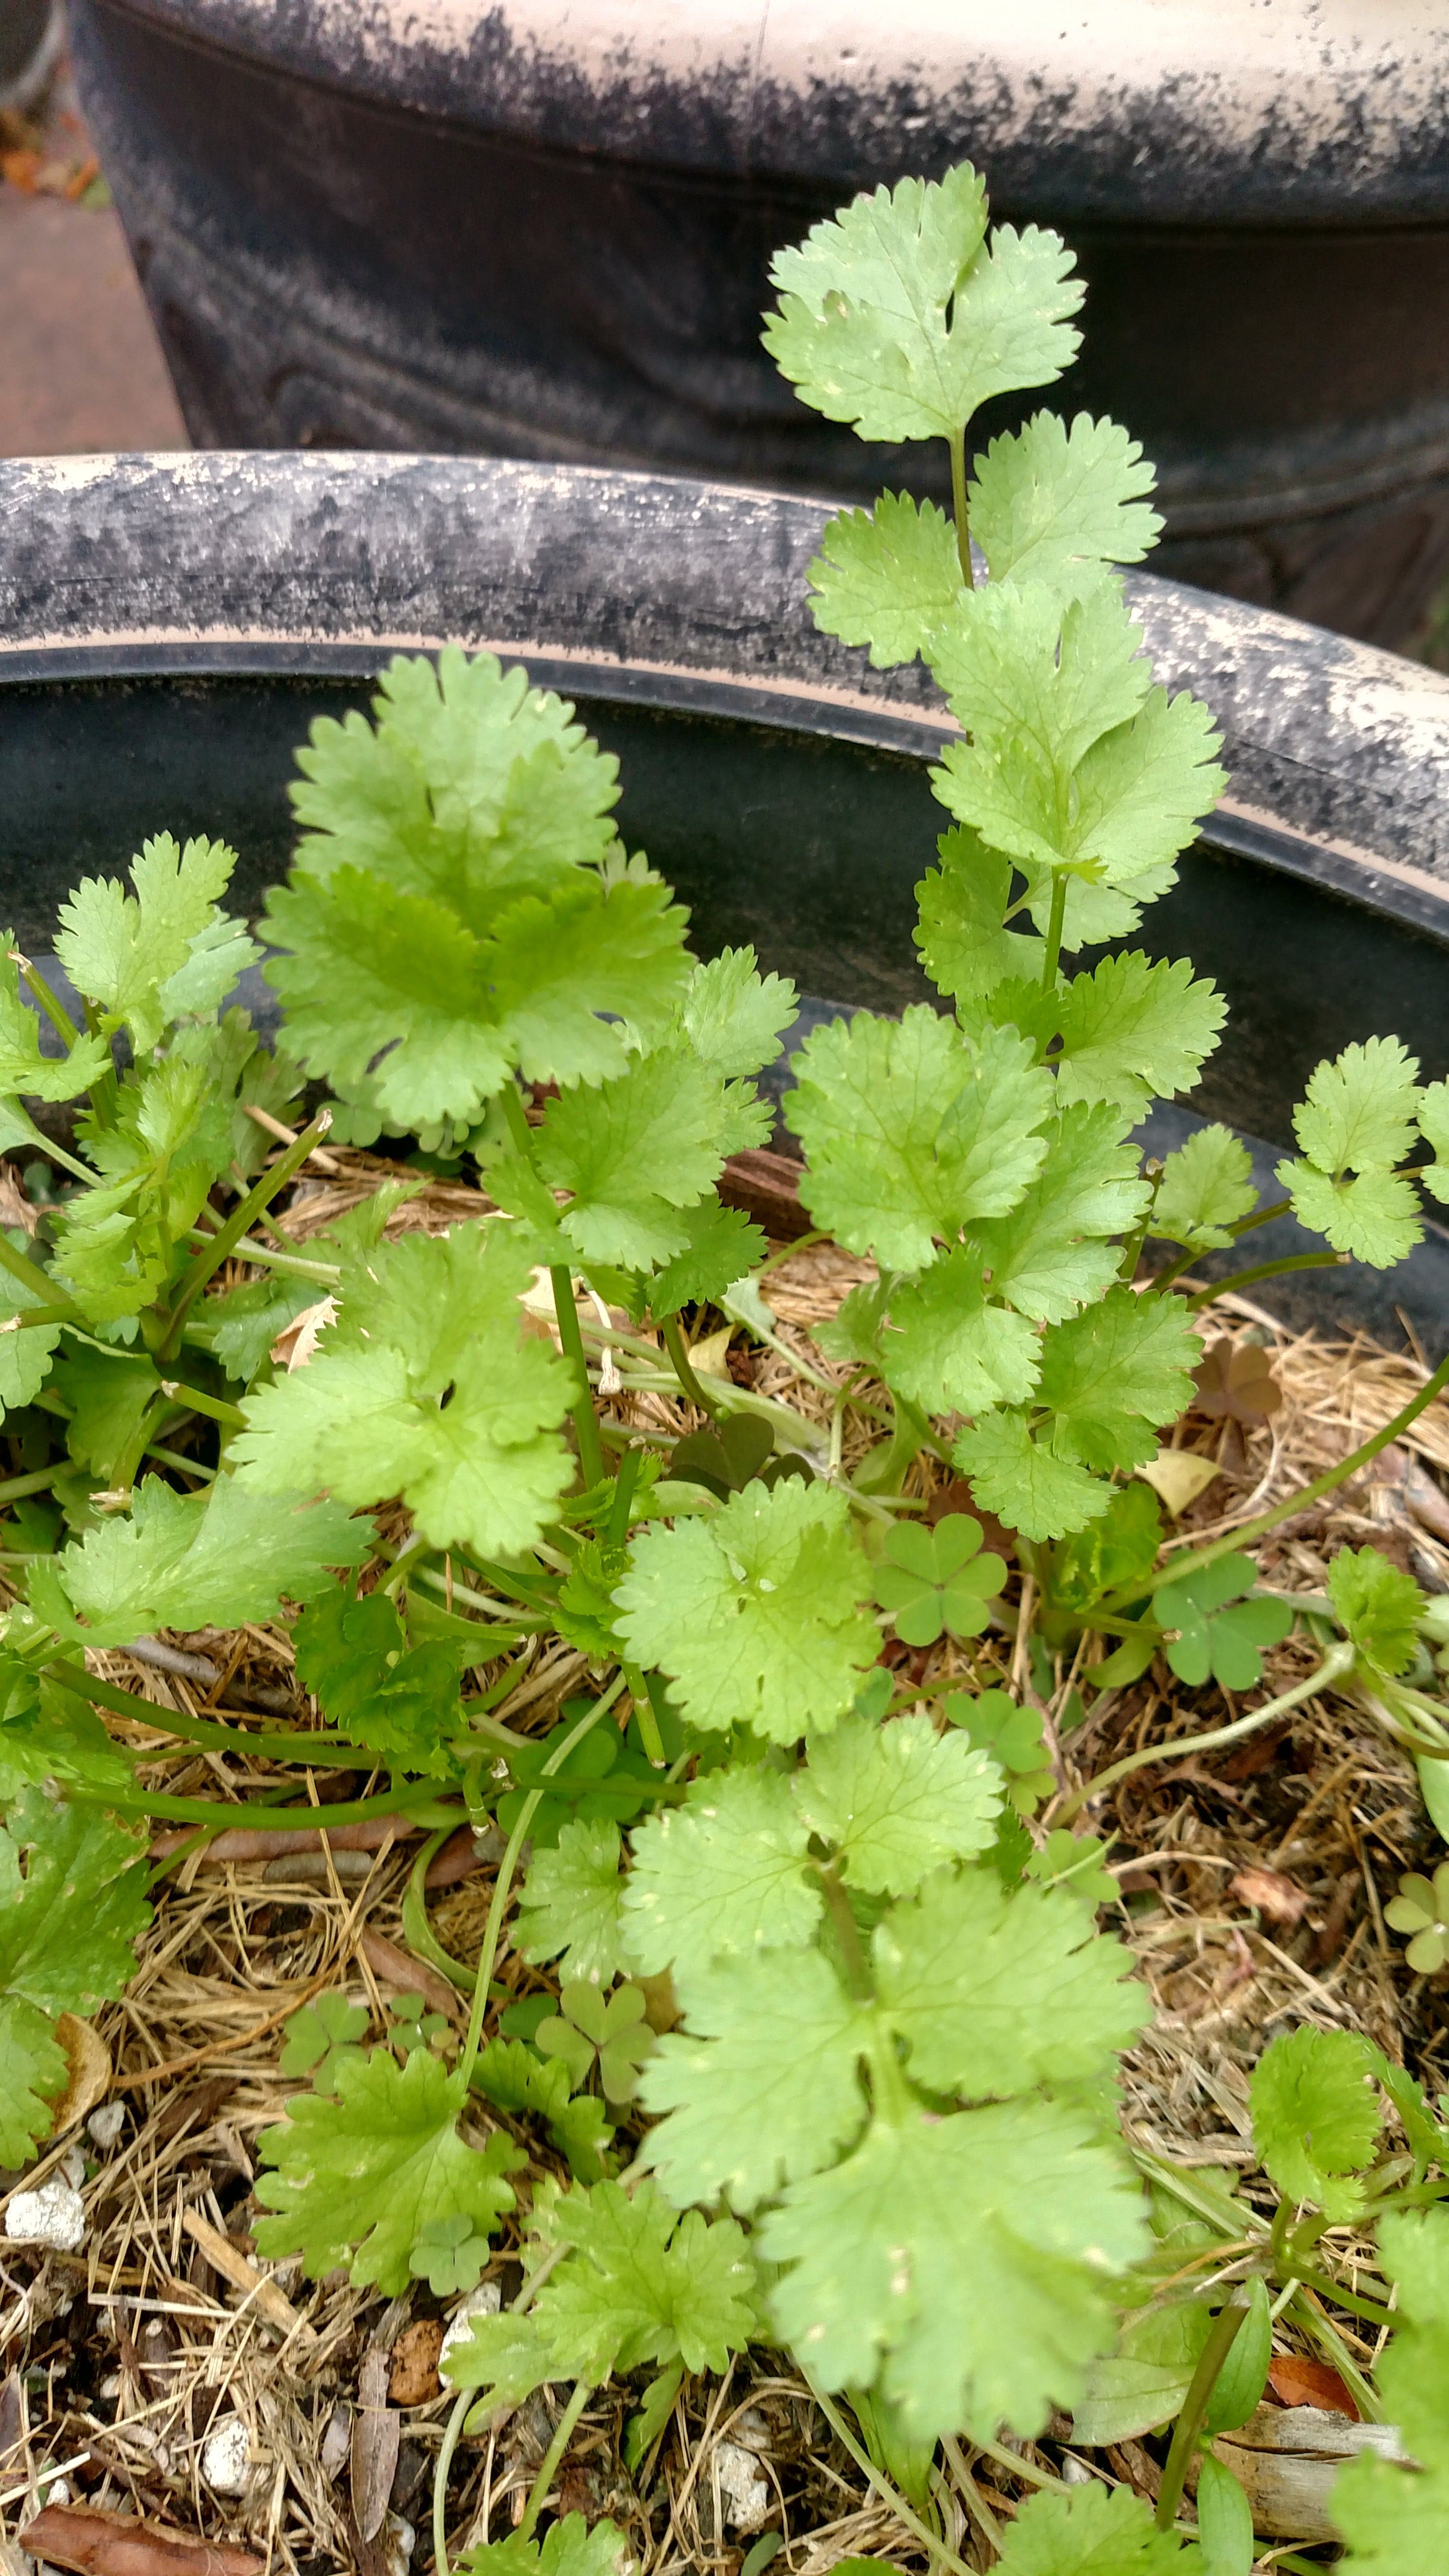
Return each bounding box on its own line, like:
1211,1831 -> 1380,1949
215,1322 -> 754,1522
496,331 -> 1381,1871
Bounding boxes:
456,2514 -> 631,2576
1277,1038 -> 1424,1266
881,1251 -> 1042,1416
533,1047 -> 723,1269
680,948 -> 798,1084
969,412 -> 1162,601
914,827 -> 1047,1002
469,2038 -> 613,2185
516,1818 -> 637,1986
932,579 -> 1151,773
806,494 -> 963,667
1036,1288 -> 1200,1476
614,1481 -> 879,1744
255,2045 -> 523,2291
641,1949 -> 870,2212
234,1225 -> 574,1557
1248,2025 -> 1384,2222
954,1412 -> 1111,1543
872,1870 -> 1146,2096
51,1057 -> 235,1322
0,1663 -> 134,1803
765,169 -> 1080,446
993,2483 -> 1194,2574
29,1476 -> 365,1650
1154,1553 -> 1294,1691
1042,953 -> 1225,1118
54,834 -> 255,1052
871,1515 -> 1008,1645
789,1006 -> 1052,1269
0,942 -> 110,1102
793,1711 -> 1002,1895
759,2098 -> 1146,2438
971,1104 -> 1149,1324
487,869 -> 690,1091
1417,1074 -> 1449,1205
0,1788 -> 148,2167
645,1202 -> 766,1319
623,1768 -> 819,1978
1331,2208 -> 1449,2576
0,1247 -> 66,1419
186,1271 -> 319,1384
291,1583 -> 464,1775
1327,1545 -> 1424,1679
534,2179 -> 758,2376
1151,1126 -> 1258,1251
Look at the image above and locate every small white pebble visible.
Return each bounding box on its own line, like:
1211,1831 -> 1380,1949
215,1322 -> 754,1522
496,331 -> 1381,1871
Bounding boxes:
201,2415 -> 254,2496
319,2402 -> 350,2483
60,2147 -> 85,2189
5,2179 -> 86,2252
438,2280 -> 500,2370
714,2441 -> 770,2534
1061,2454 -> 1094,2485
44,2480 -> 71,2508
394,2517 -> 417,2560
87,2103 -> 126,2150
99,2372 -> 123,2401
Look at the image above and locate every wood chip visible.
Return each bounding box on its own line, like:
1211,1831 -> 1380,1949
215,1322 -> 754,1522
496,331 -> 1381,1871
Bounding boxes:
180,2210 -> 316,2346
18,2504 -> 263,2576
388,2320 -> 444,2409
351,2348 -> 401,2544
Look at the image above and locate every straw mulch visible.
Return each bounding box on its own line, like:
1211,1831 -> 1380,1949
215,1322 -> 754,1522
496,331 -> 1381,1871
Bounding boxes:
1,1180 -> 1445,2575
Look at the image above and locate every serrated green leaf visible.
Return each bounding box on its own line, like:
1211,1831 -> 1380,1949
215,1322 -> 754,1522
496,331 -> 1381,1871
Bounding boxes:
186,1271 -> 320,1385
1050,1480 -> 1163,1616
0,1998 -> 71,2172
534,1047 -> 722,1270
680,947 -> 798,1084
624,1768 -> 818,1978
789,1006 -> 1052,1270
993,2482 -> 1194,2573
1278,1155 -> 1422,1267
0,1787 -> 147,2165
1416,1074 -> 1449,1205
792,1712 -> 1002,1896
456,2513 -> 632,2576
516,1818 -> 636,1986
533,2179 -> 759,2376
759,2098 -> 1146,2439
641,1948 -> 870,2212
0,1243 -> 65,1419
233,1225 -> 574,1557
1327,1545 -> 1424,1678
1041,953 -> 1225,1117
255,2045 -> 523,2291
488,874 -> 691,1088
54,833 -> 251,1052
0,1663 -> 133,1803
954,1412 -> 1111,1543
933,580 -> 1151,778
1037,1288 -> 1200,1475
972,1103 -> 1149,1324
970,412 -> 1162,602
1331,2208 -> 1449,2576
880,1251 -> 1042,1416
47,1340 -> 161,1482
914,827 -> 1046,1002
0,942 -> 110,1103
29,1475 -> 366,1651
872,1870 -> 1146,2096
1295,1037 -> 1420,1177
469,2037 -> 614,2184
645,1201 -> 767,1320
50,1057 -> 236,1323
1249,2025 -> 1384,2222
765,169 -> 1080,446
807,494 -> 963,667
291,1581 -> 463,1775
614,1480 -> 878,1744
1151,1126 -> 1258,1252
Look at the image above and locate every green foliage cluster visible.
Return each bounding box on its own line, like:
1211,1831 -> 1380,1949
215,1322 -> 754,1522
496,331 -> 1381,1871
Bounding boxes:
0,153 -> 1446,2575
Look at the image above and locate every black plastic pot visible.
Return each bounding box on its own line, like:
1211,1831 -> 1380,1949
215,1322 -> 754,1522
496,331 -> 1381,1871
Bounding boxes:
66,0 -> 1449,648
3,452 -> 1449,1348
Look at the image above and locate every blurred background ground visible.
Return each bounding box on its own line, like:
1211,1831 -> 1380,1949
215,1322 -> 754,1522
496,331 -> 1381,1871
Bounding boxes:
0,53 -> 187,455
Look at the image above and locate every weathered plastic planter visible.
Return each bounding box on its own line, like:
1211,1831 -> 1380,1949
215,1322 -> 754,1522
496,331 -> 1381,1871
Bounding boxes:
66,0 -> 1449,646
3,451 -> 1449,1347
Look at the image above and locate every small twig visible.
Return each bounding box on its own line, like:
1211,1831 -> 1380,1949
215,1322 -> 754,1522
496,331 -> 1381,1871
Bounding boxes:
243,1101 -> 342,1175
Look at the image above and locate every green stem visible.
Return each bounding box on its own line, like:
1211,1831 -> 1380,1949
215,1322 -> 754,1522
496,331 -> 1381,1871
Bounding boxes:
550,1263 -> 606,1488
432,2386 -> 472,2576
606,1444 -> 642,1544
158,1378 -> 249,1430
457,1672 -> 626,2089
623,1664 -> 667,1768
805,2381 -> 972,2576
160,1110 -> 334,1358
0,1465 -> 61,1505
402,1827 -> 477,1994
47,1661 -> 374,1768
1155,2301 -> 1246,2532
947,425 -> 974,591
16,954 -> 79,1051
1040,872 -> 1069,992
854,1391 -> 927,1495
186,1225 -> 342,1286
72,1782 -> 462,1830
1103,1345 -> 1449,1614
1053,1645 -> 1355,1825
518,2381 -> 593,2544
0,1230 -> 73,1312
1185,1249 -> 1345,1310
1231,1195 -> 1293,1239
817,1859 -> 873,2001
661,1313 -> 720,1418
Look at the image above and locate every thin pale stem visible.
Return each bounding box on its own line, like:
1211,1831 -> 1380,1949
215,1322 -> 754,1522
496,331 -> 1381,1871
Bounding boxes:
805,2381 -> 972,2576
159,1378 -> 248,1430
518,2381 -> 592,2543
0,1229 -> 73,1312
551,1263 -> 606,1486
947,425 -> 974,590
660,1313 -> 720,1417
1102,1345 -> 1449,1612
187,1225 -> 342,1286
1040,873 -> 1069,992
1052,1645 -> 1356,1826
161,1110 -> 334,1357
1185,1249 -> 1345,1310
1155,2301 -> 1246,2531
457,1671 -> 626,2088
432,2386 -> 472,2576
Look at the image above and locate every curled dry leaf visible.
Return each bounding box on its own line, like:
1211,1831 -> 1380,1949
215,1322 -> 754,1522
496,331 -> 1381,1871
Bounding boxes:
1267,2354 -> 1360,2417
269,1296 -> 338,1372
50,2014 -> 112,2135
1211,2403 -> 1406,2542
1138,1449 -> 1221,1516
18,2503 -> 263,2576
1230,1867 -> 1311,1928
359,1931 -> 461,2022
1193,1337 -> 1283,1425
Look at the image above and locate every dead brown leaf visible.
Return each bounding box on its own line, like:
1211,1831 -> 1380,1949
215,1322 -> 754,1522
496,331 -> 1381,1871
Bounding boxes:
388,2320 -> 444,2409
18,2504 -> 263,2576
1230,1867 -> 1311,1927
351,2347 -> 401,2544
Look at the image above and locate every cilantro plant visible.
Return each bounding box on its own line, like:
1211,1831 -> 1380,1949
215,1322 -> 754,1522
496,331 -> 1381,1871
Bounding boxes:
3,151 -> 1449,2573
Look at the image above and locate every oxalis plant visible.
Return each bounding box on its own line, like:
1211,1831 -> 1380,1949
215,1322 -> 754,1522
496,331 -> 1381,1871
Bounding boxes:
2,161 -> 1449,2576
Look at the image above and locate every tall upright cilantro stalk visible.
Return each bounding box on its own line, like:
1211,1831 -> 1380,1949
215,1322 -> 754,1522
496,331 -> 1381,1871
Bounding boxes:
0,159 -> 1445,2574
